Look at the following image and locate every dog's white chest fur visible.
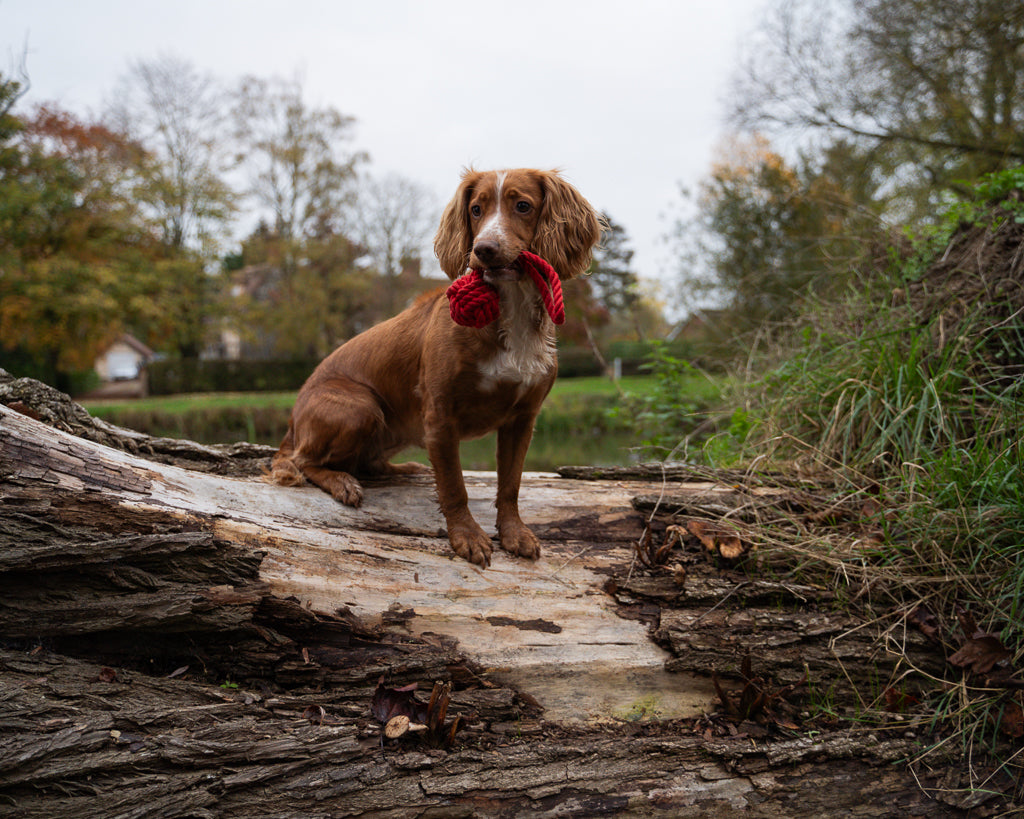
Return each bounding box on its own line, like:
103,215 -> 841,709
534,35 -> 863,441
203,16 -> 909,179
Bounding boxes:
477,281 -> 556,393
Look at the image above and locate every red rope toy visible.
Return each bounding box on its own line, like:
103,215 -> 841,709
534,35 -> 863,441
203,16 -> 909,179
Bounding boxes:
445,250 -> 565,329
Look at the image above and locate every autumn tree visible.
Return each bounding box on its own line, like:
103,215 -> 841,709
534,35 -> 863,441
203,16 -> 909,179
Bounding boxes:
229,223 -> 373,359
233,75 -> 364,247
350,172 -> 437,316
732,0 -> 1024,216
228,75 -> 369,358
669,135 -> 877,342
0,83 -> 169,389
587,214 -> 648,341
106,54 -> 236,252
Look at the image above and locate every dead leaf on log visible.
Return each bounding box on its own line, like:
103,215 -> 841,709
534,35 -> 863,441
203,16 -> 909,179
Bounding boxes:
883,686 -> 920,713
635,526 -> 675,567
907,605 -> 942,644
302,704 -> 327,725
686,519 -> 748,560
949,610 -> 1011,675
93,666 -> 118,683
371,680 -> 420,723
4,400 -> 42,421
996,698 -> 1024,739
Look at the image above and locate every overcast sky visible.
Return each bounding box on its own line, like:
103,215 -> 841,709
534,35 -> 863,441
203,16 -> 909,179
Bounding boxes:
3,0 -> 766,308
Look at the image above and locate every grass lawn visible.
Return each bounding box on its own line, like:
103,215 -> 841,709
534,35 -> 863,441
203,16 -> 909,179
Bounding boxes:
80,374 -> 708,414
80,391 -> 299,414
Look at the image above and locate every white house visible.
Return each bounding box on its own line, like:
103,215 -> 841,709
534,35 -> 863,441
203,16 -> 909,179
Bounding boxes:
94,334 -> 154,382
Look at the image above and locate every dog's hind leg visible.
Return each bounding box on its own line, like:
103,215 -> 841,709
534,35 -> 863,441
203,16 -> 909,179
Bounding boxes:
288,379 -> 388,508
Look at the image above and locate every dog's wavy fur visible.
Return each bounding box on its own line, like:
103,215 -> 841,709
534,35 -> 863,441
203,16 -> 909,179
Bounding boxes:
267,168 -> 601,567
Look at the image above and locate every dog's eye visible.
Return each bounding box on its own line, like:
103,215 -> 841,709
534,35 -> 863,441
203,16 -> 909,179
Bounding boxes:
515,201 -> 532,214
470,204 -> 482,218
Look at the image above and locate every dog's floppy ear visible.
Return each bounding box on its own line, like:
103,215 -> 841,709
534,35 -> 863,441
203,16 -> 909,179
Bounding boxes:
532,171 -> 603,280
434,169 -> 480,280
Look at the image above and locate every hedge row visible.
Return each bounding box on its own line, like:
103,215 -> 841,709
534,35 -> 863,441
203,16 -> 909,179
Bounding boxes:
147,359 -> 322,395
147,351 -> 664,394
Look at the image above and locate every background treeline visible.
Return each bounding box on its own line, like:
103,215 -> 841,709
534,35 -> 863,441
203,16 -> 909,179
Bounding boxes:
144,341 -> 688,395
666,0 -> 1024,352
0,59 -> 664,393
2,0 -> 1023,395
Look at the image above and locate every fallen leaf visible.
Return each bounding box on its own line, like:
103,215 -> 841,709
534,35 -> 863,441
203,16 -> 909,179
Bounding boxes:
686,519 -> 748,560
713,653 -> 806,725
5,401 -> 42,421
907,605 -> 941,643
370,679 -> 423,725
860,498 -> 882,517
687,520 -> 715,551
301,704 -> 326,725
718,536 -> 746,560
883,686 -> 920,712
997,699 -> 1024,739
94,667 -> 118,684
636,526 -> 678,567
949,611 -> 1012,675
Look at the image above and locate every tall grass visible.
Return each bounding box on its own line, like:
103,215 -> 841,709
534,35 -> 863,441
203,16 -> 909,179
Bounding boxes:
749,303 -> 1024,622
677,171 -> 1024,794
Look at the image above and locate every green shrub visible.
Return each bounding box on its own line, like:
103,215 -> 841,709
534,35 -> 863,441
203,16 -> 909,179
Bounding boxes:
147,358 -> 321,395
611,341 -> 725,459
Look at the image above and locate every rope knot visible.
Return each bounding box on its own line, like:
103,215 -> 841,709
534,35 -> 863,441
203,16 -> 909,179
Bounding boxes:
446,251 -> 564,328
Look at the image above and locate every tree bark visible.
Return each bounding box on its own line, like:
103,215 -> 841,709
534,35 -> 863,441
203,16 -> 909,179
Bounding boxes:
0,373 -> 1010,816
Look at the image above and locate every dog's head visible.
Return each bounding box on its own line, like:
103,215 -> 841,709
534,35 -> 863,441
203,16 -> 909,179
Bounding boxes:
434,168 -> 602,282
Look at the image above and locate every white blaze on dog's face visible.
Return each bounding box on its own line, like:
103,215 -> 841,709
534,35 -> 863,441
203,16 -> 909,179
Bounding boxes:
434,167 -> 600,285
466,170 -> 545,281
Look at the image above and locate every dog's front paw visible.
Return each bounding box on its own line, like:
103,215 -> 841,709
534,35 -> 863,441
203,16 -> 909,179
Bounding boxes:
498,522 -> 542,560
448,522 -> 493,568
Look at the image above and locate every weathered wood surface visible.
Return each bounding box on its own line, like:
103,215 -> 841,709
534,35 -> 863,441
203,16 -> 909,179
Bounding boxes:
0,400 -> 714,723
0,374 -> 1009,816
2,645 -> 955,819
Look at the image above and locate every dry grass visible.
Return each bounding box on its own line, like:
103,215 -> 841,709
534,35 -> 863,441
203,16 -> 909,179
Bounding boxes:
684,173 -> 1024,803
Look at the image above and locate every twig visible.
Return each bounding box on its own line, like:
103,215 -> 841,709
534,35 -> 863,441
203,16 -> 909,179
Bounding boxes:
627,460 -> 671,582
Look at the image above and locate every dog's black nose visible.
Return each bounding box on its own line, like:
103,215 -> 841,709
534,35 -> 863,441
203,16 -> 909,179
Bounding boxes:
473,240 -> 501,266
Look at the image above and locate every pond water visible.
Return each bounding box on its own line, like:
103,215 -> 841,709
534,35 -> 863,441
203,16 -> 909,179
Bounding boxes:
403,428 -> 645,472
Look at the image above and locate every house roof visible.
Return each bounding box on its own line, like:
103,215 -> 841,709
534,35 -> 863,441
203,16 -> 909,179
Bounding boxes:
108,333 -> 155,359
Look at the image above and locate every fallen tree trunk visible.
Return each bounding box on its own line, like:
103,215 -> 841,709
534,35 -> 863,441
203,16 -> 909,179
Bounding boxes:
0,374 -> 1010,816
